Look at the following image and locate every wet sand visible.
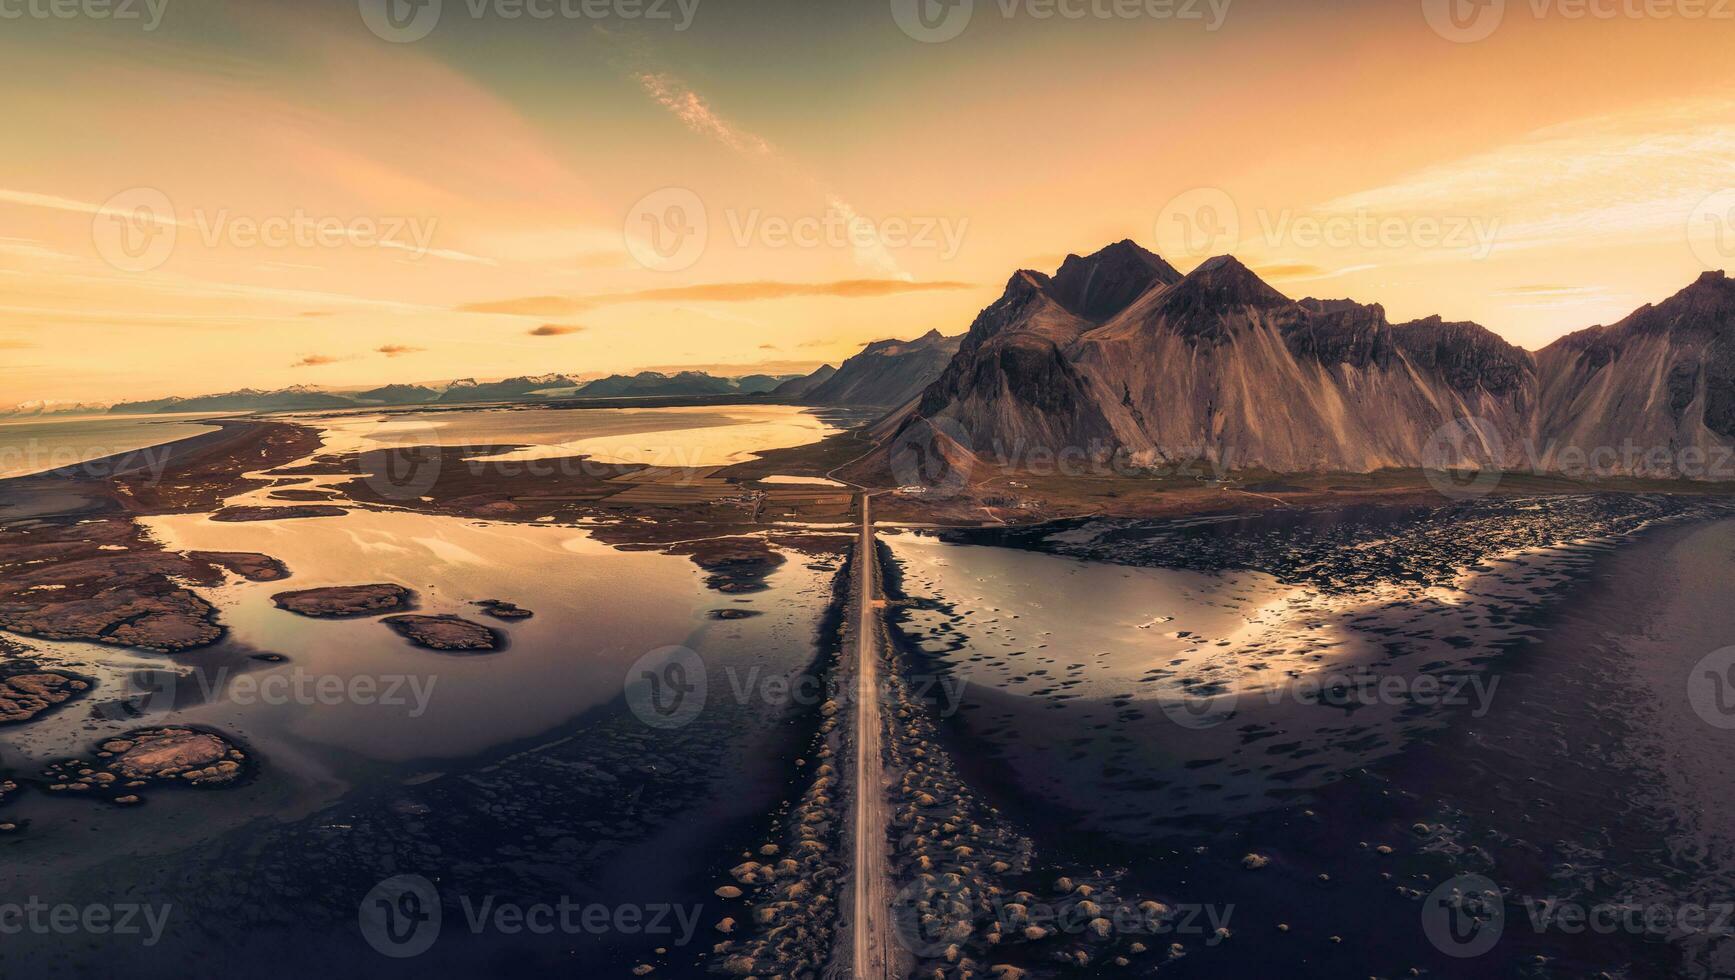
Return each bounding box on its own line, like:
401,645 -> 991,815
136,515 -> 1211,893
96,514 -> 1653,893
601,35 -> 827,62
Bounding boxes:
882,496 -> 1735,976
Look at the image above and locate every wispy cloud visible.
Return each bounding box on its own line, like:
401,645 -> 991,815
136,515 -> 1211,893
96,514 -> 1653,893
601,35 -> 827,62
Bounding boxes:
632,71 -> 910,278
528,324 -> 584,336
1320,99 -> 1735,255
458,279 -> 975,316
376,344 -> 424,357
291,354 -> 344,368
636,73 -> 774,158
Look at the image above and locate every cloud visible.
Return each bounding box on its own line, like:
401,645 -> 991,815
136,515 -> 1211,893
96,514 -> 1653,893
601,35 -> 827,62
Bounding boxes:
631,71 -> 908,278
376,344 -> 424,357
528,324 -> 584,337
0,340 -> 34,350
458,279 -> 975,316
1256,262 -> 1327,280
291,354 -> 343,368
636,72 -> 774,158
642,359 -> 828,376
1320,99 -> 1735,255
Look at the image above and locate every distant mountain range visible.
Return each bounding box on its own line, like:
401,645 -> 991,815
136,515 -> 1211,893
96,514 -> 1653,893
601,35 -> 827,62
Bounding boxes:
53,334 -> 969,418
797,329 -> 962,407
91,370 -> 813,416
876,239 -> 1735,480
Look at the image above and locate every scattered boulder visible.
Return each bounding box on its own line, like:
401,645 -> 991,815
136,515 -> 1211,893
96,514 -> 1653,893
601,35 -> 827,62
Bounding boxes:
190,551 -> 291,582
211,505 -> 347,522
272,584 -> 415,618
382,615 -> 502,652
472,599 -> 534,620
41,727 -> 251,803
0,670 -> 92,725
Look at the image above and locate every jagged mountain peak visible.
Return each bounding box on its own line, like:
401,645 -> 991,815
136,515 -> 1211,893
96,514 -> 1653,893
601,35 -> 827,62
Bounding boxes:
1177,255 -> 1290,303
1049,240 -> 1183,321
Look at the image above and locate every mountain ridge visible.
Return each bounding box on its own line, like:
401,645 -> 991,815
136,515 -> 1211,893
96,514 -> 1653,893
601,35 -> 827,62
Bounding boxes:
888,243 -> 1735,480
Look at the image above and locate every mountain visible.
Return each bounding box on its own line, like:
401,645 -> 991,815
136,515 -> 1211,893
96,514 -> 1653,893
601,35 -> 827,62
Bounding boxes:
110,386 -> 357,415
802,330 -> 963,407
888,242 -> 1735,480
436,374 -> 580,404
1531,271 -> 1735,476
354,384 -> 441,405
772,364 -> 838,399
574,371 -> 736,399
1,400 -> 109,417
733,373 -> 804,395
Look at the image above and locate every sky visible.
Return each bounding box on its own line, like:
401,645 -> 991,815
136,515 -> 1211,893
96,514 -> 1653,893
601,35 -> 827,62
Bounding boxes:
2,0 -> 1734,405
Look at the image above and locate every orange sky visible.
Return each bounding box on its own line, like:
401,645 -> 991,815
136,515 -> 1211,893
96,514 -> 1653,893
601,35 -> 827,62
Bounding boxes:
2,0 -> 1733,405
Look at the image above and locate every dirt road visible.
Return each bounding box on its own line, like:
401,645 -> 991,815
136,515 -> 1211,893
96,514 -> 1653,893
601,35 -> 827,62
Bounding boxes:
851,492 -> 893,978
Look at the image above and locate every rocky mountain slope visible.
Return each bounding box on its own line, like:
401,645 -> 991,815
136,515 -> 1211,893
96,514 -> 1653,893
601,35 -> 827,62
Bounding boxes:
771,364 -> 838,399
801,330 -> 962,407
889,240 -> 1735,479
